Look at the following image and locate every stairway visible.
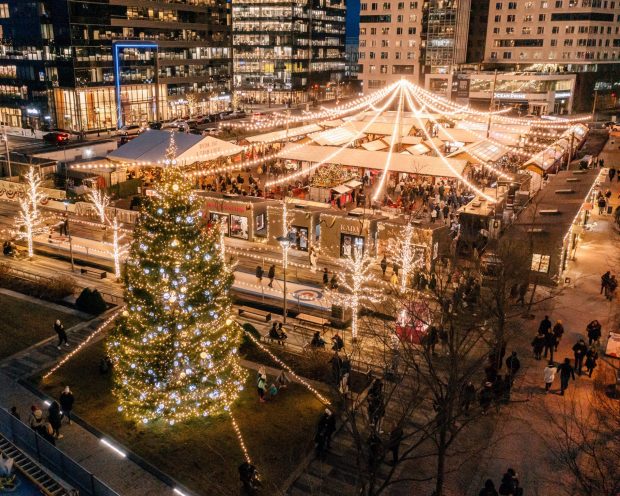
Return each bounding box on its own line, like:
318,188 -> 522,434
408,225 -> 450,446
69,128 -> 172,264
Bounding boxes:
0,434 -> 74,496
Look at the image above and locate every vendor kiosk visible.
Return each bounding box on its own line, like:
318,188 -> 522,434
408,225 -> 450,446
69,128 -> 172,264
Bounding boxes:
318,209 -> 385,258
197,192 -> 277,242
267,201 -> 330,252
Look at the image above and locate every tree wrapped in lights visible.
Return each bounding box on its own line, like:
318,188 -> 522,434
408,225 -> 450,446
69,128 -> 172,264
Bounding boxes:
107,136 -> 245,424
88,187 -> 110,224
15,166 -> 47,258
387,222 -> 427,294
326,246 -> 383,339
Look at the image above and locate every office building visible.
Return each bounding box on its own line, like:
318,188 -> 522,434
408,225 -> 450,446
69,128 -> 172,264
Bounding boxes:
232,0 -> 346,106
0,0 -> 232,132
482,0 -> 620,111
358,0 -> 471,92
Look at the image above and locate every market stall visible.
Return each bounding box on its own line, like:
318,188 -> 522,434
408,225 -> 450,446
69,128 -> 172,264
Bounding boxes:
197,192 -> 278,241
266,200 -> 330,252
318,209 -> 386,258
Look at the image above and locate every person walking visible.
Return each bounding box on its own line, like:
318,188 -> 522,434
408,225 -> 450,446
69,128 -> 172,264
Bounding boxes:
557,358 -> 576,395
322,268 -> 329,286
552,320 -> 564,351
47,401 -> 63,439
461,381 -> 476,413
505,351 -> 521,383
387,424 -> 404,465
572,339 -> 588,375
586,319 -> 602,345
255,265 -> 263,285
597,195 -> 607,215
257,369 -> 267,403
266,264 -> 275,288
531,332 -> 545,360
609,166 -> 616,182
516,282 -> 527,306
585,347 -> 598,378
601,271 -> 611,295
498,468 -> 521,496
380,255 -> 388,278
538,315 -> 552,335
53,320 -> 69,350
59,386 -> 74,424
543,330 -> 556,362
543,361 -> 556,393
479,479 -> 499,496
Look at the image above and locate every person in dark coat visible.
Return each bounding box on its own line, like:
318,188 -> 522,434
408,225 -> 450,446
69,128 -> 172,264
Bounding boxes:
267,264 -> 276,288
479,382 -> 494,415
586,320 -> 602,345
557,357 -> 576,395
498,468 -> 520,496
543,331 -> 556,362
392,262 -> 400,277
552,320 -> 564,351
601,270 -> 611,295
255,265 -> 263,284
572,339 -> 588,375
585,347 -> 598,377
505,352 -> 521,381
54,320 -> 68,350
387,424 -> 403,464
315,408 -> 336,457
330,274 -> 338,289
531,332 -> 545,360
479,479 -> 499,496
538,315 -> 552,335
322,268 -> 329,286
47,401 -> 63,439
461,381 -> 476,413
59,386 -> 74,424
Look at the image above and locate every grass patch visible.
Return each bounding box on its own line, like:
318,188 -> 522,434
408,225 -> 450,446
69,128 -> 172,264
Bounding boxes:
0,293 -> 84,360
40,339 -> 326,495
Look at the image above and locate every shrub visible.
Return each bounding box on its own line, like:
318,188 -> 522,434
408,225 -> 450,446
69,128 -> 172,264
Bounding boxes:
42,275 -> 77,301
240,322 -> 260,352
76,287 -> 107,315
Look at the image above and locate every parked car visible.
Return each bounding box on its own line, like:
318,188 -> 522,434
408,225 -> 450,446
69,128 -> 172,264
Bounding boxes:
43,131 -> 70,145
148,121 -> 163,130
230,110 -> 247,118
115,124 -> 141,137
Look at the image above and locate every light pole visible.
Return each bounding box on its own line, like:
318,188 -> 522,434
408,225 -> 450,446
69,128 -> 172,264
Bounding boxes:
1,126 -> 11,179
64,202 -> 75,272
276,235 -> 290,324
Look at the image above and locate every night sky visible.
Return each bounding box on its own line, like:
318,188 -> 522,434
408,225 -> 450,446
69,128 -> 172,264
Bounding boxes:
346,0 -> 360,40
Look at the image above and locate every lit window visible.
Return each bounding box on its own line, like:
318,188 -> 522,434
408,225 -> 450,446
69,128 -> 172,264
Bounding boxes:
0,4 -> 8,18
531,254 -> 550,273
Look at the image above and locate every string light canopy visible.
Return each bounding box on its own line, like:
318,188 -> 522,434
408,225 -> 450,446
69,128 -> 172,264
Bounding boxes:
107,134 -> 246,424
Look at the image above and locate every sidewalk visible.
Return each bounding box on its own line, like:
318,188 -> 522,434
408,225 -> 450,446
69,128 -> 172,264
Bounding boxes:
460,139 -> 620,495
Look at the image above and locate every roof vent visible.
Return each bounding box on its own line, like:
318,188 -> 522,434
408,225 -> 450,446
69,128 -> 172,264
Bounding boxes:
566,178 -> 580,183
540,209 -> 560,215
554,189 -> 574,194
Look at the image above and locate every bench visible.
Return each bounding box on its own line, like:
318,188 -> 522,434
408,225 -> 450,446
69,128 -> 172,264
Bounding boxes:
80,268 -> 107,279
238,306 -> 271,322
297,312 -> 330,330
263,333 -> 286,346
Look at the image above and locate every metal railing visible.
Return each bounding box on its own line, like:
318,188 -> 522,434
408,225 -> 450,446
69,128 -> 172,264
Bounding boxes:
0,408 -> 119,496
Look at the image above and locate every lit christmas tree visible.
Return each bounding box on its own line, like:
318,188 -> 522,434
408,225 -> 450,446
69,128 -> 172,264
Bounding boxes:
108,134 -> 245,424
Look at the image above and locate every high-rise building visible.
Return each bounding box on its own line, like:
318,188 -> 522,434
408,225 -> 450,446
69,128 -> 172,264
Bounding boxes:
0,0 -> 232,133
232,0 -> 346,106
357,0 -> 471,93
482,0 -> 620,111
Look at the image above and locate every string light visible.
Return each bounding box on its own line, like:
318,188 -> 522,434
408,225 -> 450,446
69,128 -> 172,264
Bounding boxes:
14,166 -> 47,258
325,246 -> 382,339
43,308 -> 124,380
230,412 -> 251,464
112,217 -> 127,280
88,187 -> 110,224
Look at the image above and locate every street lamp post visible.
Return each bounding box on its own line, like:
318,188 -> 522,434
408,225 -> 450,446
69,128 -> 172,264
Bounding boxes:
1,126 -> 11,180
276,236 -> 290,324
64,202 -> 75,272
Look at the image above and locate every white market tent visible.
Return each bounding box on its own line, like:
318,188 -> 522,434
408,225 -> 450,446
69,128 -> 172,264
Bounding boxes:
308,125 -> 366,146
362,139 -> 389,151
107,130 -> 242,166
400,136 -> 424,145
447,140 -> 507,164
407,143 -> 431,155
346,120 -> 415,137
436,127 -> 478,144
523,124 -> 588,174
279,143 -> 467,179
245,123 -> 323,143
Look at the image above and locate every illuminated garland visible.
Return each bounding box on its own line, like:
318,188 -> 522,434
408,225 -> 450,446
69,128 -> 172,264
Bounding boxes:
43,309 -> 124,380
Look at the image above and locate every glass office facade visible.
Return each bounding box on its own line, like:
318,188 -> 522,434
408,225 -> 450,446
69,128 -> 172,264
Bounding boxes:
0,0 -> 232,132
232,0 -> 346,105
